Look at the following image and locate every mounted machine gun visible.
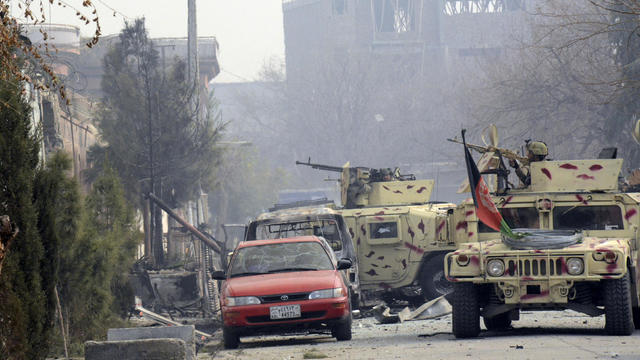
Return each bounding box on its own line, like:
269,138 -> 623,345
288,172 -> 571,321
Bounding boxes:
296,158 -> 416,208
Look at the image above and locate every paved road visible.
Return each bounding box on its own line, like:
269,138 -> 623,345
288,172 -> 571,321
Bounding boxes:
200,311 -> 640,359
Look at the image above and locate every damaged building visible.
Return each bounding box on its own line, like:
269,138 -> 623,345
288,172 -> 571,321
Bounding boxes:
279,0 -> 532,202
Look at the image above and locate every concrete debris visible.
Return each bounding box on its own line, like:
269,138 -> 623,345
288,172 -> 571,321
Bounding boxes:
373,296 -> 452,324
409,296 -> 452,320
372,303 -> 401,324
107,325 -> 196,360
85,338 -> 187,360
134,297 -> 212,342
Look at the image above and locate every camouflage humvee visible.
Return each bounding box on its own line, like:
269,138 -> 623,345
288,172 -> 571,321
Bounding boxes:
297,160 -> 457,304
445,158 -> 640,337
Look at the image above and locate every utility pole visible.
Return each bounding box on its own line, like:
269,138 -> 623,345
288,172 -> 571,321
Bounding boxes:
187,0 -> 199,89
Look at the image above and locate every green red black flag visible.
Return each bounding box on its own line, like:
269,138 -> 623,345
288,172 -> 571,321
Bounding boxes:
461,130 -> 514,237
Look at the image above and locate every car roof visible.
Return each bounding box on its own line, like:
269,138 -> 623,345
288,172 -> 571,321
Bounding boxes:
236,235 -> 324,249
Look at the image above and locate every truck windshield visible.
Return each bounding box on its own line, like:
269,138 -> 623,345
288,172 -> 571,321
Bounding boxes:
229,241 -> 334,277
255,219 -> 342,251
478,207 -> 539,232
553,205 -> 623,230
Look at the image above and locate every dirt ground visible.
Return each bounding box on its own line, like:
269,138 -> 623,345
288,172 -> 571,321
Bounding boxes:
197,311 -> 640,360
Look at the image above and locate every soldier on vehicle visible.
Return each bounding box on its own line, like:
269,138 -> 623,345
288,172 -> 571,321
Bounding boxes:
381,168 -> 393,181
509,141 -> 548,187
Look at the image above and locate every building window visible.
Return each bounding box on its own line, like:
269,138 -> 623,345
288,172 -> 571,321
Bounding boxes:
333,0 -> 347,15
443,0 -> 523,15
373,0 -> 415,33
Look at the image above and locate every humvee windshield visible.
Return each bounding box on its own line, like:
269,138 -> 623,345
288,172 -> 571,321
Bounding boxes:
553,205 -> 623,230
479,207 -> 539,232
254,220 -> 343,251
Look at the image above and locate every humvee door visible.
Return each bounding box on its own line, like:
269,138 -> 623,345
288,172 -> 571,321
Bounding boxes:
355,213 -> 411,284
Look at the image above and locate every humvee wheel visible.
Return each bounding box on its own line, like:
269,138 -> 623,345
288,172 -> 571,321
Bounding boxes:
604,273 -> 634,335
420,255 -> 453,300
452,282 -> 480,338
483,312 -> 511,331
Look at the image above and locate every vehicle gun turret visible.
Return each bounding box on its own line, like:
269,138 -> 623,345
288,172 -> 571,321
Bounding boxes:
296,158 -> 423,208
446,137 -> 529,165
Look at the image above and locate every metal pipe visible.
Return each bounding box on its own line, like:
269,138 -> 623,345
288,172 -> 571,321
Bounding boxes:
146,192 -> 221,254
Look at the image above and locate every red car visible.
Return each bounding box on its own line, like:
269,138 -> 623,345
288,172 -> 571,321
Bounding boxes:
213,236 -> 353,349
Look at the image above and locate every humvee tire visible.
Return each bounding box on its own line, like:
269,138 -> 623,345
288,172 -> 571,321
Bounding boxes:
222,326 -> 240,349
604,273 -> 634,335
420,254 -> 454,300
452,282 -> 480,338
483,312 -> 511,331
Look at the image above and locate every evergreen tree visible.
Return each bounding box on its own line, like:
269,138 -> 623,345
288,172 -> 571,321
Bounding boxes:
32,152 -> 80,358
88,18 -> 223,267
0,74 -> 47,359
89,18 -> 224,205
55,164 -> 140,351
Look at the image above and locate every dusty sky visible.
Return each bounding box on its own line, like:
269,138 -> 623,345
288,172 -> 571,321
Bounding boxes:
10,0 -> 285,83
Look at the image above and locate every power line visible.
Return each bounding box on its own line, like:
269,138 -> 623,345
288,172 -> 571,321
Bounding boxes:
220,68 -> 254,82
94,0 -> 130,20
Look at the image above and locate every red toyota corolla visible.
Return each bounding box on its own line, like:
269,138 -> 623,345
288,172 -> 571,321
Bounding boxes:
213,236 -> 352,349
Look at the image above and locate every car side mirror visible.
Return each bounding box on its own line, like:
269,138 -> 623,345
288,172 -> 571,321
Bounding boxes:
337,258 -> 352,270
211,270 -> 226,280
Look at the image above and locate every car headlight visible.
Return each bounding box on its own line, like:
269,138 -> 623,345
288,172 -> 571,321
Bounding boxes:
566,258 -> 584,275
486,259 -> 505,277
309,288 -> 344,299
226,296 -> 261,307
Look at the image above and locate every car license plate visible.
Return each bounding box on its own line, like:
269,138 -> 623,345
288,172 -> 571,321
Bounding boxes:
270,304 -> 301,320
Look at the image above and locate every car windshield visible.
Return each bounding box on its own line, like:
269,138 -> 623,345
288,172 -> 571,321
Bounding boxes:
229,241 -> 334,277
478,207 -> 539,232
553,205 -> 623,230
255,219 -> 342,251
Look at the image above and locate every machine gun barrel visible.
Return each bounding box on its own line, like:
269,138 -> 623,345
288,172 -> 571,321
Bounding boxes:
447,138 -> 529,165
296,159 -> 344,172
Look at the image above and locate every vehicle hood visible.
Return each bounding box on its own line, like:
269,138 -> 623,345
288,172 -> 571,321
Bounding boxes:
457,237 -> 632,255
226,270 -> 341,297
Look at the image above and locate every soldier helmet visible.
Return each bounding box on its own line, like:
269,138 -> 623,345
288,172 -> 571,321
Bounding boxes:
527,141 -> 548,156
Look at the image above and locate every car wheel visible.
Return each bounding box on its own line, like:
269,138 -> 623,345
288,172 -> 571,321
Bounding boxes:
332,319 -> 352,341
604,272 -> 634,335
452,282 -> 480,338
419,254 -> 453,301
483,311 -> 511,331
222,326 -> 240,349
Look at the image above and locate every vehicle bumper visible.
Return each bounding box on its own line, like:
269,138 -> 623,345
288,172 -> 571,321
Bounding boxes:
445,251 -> 627,304
221,297 -> 350,334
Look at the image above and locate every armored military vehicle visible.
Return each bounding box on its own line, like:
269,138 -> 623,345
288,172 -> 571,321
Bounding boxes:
296,160 -> 457,304
445,156 -> 640,337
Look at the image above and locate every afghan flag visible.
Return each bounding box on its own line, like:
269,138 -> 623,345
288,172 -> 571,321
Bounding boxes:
461,130 -> 515,238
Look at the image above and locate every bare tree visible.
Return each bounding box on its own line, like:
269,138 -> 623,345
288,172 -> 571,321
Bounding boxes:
457,0 -> 640,165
